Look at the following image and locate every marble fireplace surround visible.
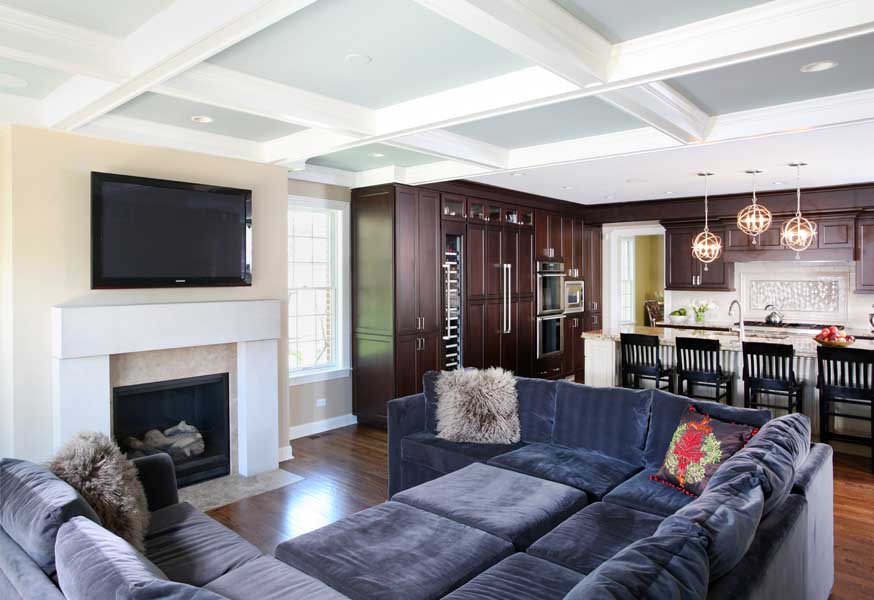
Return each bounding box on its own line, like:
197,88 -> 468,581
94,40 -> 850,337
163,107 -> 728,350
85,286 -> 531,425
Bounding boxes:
51,300 -> 280,476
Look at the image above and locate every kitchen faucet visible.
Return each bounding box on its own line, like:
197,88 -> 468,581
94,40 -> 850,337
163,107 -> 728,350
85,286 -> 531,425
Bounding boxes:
729,300 -> 744,340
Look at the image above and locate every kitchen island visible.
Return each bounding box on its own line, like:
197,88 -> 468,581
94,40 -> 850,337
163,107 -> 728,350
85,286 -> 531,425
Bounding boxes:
583,325 -> 874,447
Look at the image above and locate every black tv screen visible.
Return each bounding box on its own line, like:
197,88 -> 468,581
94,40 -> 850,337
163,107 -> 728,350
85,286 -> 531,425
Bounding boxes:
91,172 -> 252,288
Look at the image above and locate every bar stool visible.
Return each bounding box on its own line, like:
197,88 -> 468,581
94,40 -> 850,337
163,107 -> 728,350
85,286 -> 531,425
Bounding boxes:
816,346 -> 874,472
742,342 -> 803,415
620,333 -> 673,392
675,337 -> 734,404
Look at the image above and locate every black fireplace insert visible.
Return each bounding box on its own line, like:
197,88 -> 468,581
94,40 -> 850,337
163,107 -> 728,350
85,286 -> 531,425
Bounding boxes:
113,373 -> 230,487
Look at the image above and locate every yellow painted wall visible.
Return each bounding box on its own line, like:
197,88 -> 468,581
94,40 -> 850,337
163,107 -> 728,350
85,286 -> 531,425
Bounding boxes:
634,235 -> 665,325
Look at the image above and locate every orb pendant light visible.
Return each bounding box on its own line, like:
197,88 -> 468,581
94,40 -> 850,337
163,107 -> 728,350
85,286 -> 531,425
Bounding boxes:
692,172 -> 722,270
737,169 -> 772,244
781,162 -> 817,258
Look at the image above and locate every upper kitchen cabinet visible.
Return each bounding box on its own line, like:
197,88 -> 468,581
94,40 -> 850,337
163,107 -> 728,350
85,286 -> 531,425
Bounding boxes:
584,225 -> 602,315
856,215 -> 874,293
440,193 -> 466,221
664,224 -> 734,291
562,217 -> 585,279
723,214 -> 855,262
535,210 -> 564,260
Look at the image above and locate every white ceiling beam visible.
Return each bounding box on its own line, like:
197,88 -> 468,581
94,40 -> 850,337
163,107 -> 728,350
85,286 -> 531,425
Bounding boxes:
262,129 -> 364,165
608,0 -> 874,83
51,0 -> 318,130
599,82 -> 712,143
77,114 -> 264,162
286,164 -> 357,188
412,0 -> 609,83
386,129 -> 509,170
0,5 -> 126,80
156,63 -> 376,135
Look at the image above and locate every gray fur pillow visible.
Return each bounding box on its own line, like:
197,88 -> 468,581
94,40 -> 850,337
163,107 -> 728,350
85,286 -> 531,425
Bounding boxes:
48,432 -> 150,552
435,367 -> 520,444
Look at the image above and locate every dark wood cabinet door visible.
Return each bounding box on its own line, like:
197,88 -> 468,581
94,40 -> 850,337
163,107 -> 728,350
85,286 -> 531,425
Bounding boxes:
418,334 -> 441,390
549,213 -> 563,260
584,311 -> 602,331
754,220 -> 783,249
484,300 -> 503,368
586,226 -> 603,311
395,334 -> 418,398
440,193 -> 466,221
416,189 -> 441,333
562,216 -> 574,274
353,333 -> 394,424
501,300 -> 518,374
502,226 -> 518,298
665,227 -> 696,290
818,217 -> 854,249
561,317 -> 574,375
485,226 -> 503,299
515,298 -> 534,377
465,301 -> 485,368
856,217 -> 874,293
572,317 -> 585,374
573,218 -> 584,278
725,225 -> 750,250
466,224 -> 485,300
535,209 -> 550,259
517,227 -> 535,297
698,227 -> 733,289
394,188 -> 418,334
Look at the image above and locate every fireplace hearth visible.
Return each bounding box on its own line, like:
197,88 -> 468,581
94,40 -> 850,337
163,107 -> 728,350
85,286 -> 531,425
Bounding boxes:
113,373 -> 230,487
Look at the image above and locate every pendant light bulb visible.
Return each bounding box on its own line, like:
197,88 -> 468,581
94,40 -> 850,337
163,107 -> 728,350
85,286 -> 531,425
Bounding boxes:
692,172 -> 722,270
781,162 -> 816,258
737,169 -> 772,244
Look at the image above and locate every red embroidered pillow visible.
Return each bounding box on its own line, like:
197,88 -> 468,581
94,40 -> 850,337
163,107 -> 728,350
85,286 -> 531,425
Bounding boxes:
651,406 -> 758,497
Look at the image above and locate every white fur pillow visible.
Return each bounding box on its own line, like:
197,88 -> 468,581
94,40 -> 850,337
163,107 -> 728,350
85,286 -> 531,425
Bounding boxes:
435,368 -> 520,444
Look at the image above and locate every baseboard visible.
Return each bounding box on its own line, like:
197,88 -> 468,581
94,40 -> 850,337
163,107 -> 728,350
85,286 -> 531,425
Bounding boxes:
278,445 -> 294,462
288,413 -> 358,441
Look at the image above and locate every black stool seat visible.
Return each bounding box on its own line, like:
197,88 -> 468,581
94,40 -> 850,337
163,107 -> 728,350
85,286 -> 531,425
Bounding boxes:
620,333 -> 673,392
817,345 -> 874,472
742,341 -> 804,415
675,337 -> 733,404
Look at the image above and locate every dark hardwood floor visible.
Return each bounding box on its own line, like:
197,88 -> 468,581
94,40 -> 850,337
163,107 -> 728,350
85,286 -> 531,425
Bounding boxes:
210,424 -> 874,600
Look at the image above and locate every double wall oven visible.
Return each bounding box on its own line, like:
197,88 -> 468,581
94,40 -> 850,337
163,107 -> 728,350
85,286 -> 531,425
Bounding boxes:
536,261 -> 565,358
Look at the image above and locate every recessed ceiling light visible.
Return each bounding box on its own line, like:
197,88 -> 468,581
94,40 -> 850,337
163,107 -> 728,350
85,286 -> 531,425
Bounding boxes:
562,185 -> 573,190
511,172 -> 524,177
190,115 -> 213,124
800,60 -> 838,73
344,53 -> 373,66
369,152 -> 385,158
0,73 -> 28,89
773,180 -> 784,185
665,191 -> 675,195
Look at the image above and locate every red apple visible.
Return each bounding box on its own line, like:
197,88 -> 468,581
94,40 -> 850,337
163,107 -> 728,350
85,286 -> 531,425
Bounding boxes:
821,328 -> 830,337
829,326 -> 839,335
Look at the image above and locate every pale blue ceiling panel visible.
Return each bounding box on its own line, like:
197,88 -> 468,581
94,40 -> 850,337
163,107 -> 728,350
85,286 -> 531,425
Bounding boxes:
556,0 -> 769,42
307,143 -> 438,172
446,96 -> 643,148
208,0 -> 530,108
0,56 -> 69,99
668,32 -> 874,115
111,92 -> 305,141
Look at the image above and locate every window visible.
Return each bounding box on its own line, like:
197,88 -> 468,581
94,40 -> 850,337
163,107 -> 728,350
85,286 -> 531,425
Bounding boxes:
288,197 -> 349,382
620,237 -> 635,324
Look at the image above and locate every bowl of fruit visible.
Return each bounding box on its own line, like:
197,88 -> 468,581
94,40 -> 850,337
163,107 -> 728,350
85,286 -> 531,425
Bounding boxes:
668,308 -> 688,324
814,326 -> 855,347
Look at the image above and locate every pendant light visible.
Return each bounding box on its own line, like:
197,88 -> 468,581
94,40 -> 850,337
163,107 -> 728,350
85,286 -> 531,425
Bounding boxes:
691,172 -> 722,270
736,169 -> 772,244
781,162 -> 817,258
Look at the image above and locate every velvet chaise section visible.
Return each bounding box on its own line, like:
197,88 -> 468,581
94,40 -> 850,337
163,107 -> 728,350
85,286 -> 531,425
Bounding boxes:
603,469 -> 695,517
204,556 -> 348,600
392,463 -> 587,549
401,432 -> 525,474
274,501 -> 513,600
442,553 -> 583,600
527,502 -> 664,574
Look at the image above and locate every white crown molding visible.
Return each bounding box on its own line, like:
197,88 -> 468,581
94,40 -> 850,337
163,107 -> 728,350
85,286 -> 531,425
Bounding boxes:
609,0 -> 874,82
0,4 -> 126,80
600,82 -> 712,143
156,63 -> 376,135
77,114 -> 264,162
387,129 -> 509,169
263,128 -> 364,164
285,164 -> 357,188
355,165 -> 404,188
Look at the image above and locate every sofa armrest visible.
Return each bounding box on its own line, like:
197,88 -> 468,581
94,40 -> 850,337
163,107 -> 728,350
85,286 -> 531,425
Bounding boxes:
387,393 -> 427,497
132,453 -> 179,512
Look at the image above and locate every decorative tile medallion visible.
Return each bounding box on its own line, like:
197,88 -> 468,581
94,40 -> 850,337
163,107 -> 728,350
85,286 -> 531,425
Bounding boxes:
749,279 -> 840,313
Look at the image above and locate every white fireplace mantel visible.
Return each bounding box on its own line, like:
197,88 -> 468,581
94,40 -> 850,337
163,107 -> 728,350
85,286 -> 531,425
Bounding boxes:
51,300 -> 281,476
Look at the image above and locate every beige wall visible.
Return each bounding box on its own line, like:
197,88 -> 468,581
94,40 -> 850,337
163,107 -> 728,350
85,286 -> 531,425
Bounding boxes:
634,235 -> 665,325
286,178 -> 354,430
0,127 -> 12,457
3,126 -> 288,461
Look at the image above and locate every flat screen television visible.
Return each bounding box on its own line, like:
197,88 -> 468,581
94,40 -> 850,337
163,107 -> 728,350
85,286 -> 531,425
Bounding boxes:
91,172 -> 252,289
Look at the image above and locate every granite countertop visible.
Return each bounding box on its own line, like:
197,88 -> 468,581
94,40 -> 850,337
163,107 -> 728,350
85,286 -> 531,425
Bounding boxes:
581,325 -> 874,358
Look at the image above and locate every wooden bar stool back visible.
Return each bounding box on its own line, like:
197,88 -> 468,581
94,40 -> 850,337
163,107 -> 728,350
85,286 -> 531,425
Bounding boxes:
742,341 -> 803,415
675,337 -> 733,404
620,333 -> 673,391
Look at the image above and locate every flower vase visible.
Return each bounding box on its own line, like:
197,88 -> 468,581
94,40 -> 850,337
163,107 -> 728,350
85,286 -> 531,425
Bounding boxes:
695,312 -> 706,324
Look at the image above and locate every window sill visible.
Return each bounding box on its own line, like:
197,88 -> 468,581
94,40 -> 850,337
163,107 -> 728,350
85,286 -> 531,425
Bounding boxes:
288,367 -> 351,387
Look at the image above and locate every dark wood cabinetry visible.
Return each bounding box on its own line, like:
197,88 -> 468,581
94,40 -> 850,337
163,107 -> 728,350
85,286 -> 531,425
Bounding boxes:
856,216 -> 874,293
584,225 -> 602,315
664,225 -> 734,291
562,218 -> 585,278
535,210 -> 564,260
562,314 -> 585,379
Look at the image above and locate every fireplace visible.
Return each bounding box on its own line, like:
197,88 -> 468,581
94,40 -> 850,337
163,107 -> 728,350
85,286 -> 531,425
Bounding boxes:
113,373 -> 230,487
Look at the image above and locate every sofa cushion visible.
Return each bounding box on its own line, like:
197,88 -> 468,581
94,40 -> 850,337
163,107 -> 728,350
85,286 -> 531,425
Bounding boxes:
145,501 -> 261,587
424,372 -> 557,443
564,517 -> 710,600
275,501 -> 513,600
645,390 -> 771,469
55,516 -> 223,600
401,431 -> 524,474
0,528 -> 65,600
442,553 -> 583,600
658,472 -> 764,580
434,368 -> 520,444
553,383 -> 651,465
204,556 -> 347,600
603,470 -> 694,517
392,463 -> 587,549
652,405 -> 758,497
527,502 -> 663,574
488,442 -> 640,500
0,458 -> 100,575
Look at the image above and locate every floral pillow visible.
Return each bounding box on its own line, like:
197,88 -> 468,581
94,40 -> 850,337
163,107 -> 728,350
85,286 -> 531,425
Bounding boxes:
651,406 -> 758,497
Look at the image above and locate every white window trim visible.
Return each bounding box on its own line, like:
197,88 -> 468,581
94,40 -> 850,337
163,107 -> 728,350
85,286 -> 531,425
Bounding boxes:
287,195 -> 351,386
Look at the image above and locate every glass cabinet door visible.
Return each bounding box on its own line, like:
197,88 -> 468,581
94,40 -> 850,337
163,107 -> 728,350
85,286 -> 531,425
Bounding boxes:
518,208 -> 534,227
468,201 -> 486,222
441,195 -> 466,220
504,208 -> 519,225
486,204 -> 502,223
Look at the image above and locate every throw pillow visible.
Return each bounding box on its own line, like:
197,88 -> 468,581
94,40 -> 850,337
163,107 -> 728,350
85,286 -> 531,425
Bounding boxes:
651,405 -> 758,497
435,367 -> 520,444
48,432 -> 150,553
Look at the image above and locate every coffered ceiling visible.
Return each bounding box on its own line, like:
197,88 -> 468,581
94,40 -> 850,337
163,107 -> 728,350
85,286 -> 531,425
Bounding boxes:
1,0 -> 873,205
